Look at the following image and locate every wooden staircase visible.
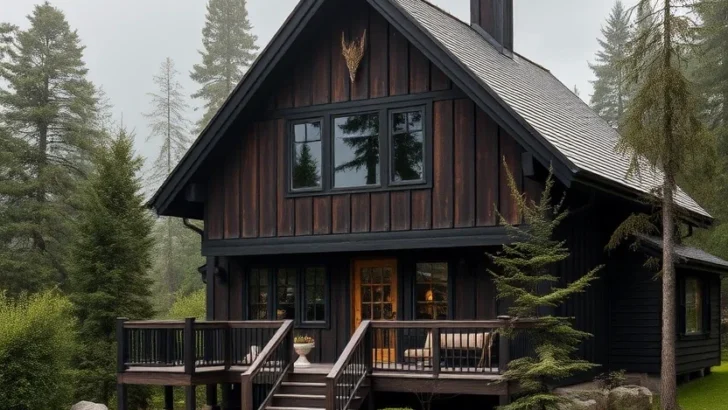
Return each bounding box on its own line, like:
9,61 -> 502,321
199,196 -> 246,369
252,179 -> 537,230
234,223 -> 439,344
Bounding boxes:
267,372 -> 369,410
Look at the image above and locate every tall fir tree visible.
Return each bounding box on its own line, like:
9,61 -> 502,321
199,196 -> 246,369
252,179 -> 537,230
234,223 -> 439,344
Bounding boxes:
191,0 -> 259,133
69,128 -> 154,405
0,3 -> 100,295
145,57 -> 192,187
615,1 -> 716,408
589,1 -> 632,127
491,165 -> 601,410
144,57 -> 203,309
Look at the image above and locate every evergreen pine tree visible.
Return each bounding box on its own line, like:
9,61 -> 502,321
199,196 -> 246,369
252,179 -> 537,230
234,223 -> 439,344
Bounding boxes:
0,3 -> 100,294
145,57 -> 192,187
191,0 -> 259,133
589,1 -> 632,127
615,1 -> 716,408
69,129 -> 154,405
490,166 -> 601,410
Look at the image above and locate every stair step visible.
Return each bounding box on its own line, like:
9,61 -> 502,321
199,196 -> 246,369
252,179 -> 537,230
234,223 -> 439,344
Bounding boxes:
267,407 -> 325,410
274,394 -> 326,399
281,382 -> 326,387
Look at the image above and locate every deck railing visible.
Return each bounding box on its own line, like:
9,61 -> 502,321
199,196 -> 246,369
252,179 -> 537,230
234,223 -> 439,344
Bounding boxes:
326,320 -> 371,410
116,318 -> 286,375
241,320 -> 294,410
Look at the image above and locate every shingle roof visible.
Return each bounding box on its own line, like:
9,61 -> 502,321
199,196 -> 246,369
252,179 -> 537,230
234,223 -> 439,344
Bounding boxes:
389,0 -> 710,218
640,236 -> 728,269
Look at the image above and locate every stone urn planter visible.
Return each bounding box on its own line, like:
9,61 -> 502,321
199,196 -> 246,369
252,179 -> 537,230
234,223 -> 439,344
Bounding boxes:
293,336 -> 315,367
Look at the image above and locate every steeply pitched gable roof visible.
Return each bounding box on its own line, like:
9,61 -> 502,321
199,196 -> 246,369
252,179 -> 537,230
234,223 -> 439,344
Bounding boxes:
150,0 -> 710,222
387,0 -> 709,219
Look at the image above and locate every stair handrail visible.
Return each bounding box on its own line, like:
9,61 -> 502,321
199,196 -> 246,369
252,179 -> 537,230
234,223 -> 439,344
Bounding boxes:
326,320 -> 371,410
241,320 -> 295,410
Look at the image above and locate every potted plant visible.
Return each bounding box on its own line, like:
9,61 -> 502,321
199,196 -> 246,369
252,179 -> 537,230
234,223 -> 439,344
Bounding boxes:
293,335 -> 315,367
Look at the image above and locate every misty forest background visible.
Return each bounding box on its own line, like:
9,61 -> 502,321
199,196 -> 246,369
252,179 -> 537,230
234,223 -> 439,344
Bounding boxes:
2,0 -> 728,409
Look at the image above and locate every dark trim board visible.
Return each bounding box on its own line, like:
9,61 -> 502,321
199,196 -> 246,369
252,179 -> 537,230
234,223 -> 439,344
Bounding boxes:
269,89 -> 465,120
202,226 -> 512,256
370,373 -> 507,395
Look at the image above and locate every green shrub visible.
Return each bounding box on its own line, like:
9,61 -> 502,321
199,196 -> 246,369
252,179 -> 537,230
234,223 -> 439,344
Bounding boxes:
0,291 -> 77,410
165,288 -> 206,320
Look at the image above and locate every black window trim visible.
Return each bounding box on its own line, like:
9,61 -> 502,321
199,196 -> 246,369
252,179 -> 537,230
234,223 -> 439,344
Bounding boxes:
678,274 -> 711,339
245,264 -> 330,329
285,99 -> 433,198
289,117 -> 325,194
412,260 -> 454,321
389,106 -> 428,187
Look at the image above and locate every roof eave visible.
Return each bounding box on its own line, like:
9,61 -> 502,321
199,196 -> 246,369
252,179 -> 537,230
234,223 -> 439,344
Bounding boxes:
573,170 -> 713,228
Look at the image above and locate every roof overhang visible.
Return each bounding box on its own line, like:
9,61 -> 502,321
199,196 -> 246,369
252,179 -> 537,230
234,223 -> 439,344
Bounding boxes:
638,235 -> 728,274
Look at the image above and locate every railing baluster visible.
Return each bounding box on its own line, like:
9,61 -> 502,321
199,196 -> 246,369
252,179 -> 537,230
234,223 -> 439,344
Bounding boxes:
432,327 -> 440,376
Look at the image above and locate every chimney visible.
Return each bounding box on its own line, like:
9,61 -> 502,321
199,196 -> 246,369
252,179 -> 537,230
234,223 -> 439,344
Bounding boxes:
470,0 -> 514,53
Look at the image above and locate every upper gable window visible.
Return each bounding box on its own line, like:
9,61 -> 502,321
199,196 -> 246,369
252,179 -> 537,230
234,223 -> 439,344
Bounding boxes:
334,113 -> 380,188
287,103 -> 430,196
291,120 -> 323,191
391,109 -> 425,184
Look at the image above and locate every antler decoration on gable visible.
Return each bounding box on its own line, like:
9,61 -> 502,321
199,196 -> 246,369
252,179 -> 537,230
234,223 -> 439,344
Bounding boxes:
341,30 -> 367,83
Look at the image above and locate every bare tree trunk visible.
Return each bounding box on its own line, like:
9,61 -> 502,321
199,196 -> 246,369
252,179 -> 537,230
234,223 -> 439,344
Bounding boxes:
660,1 -> 677,409
661,178 -> 677,410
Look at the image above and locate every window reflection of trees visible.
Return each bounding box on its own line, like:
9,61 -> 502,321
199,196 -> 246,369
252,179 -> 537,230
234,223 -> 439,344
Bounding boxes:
292,121 -> 322,189
334,114 -> 380,187
391,110 -> 424,183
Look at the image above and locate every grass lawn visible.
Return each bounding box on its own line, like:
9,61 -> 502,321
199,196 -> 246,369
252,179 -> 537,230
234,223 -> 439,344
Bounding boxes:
677,362 -> 728,410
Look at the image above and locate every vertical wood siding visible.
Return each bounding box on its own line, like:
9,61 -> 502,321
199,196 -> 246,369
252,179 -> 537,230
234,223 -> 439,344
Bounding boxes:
204,2 -> 526,241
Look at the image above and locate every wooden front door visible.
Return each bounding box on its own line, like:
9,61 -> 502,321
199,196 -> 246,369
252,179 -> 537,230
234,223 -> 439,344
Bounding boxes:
352,259 -> 398,363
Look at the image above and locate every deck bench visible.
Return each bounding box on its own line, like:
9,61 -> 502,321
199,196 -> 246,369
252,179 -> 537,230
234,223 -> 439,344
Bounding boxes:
403,331 -> 494,368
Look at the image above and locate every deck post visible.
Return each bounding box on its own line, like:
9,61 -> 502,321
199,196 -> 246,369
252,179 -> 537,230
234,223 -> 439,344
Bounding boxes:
116,318 -> 127,373
498,331 -> 510,374
164,386 -> 174,410
184,317 -> 196,375
432,327 -> 441,376
206,384 -> 219,410
325,377 -> 336,410
185,386 -> 196,410
117,383 -> 128,410
241,374 -> 253,410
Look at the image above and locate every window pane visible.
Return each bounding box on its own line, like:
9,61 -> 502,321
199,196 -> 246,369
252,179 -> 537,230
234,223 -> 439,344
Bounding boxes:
392,110 -> 424,183
415,263 -> 448,320
303,267 -> 326,322
276,268 -> 296,320
334,114 -> 380,188
292,121 -> 322,190
685,278 -> 703,334
249,268 -> 269,320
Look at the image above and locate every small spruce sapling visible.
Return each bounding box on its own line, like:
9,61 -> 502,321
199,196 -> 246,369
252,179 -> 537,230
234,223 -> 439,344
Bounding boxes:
490,163 -> 602,410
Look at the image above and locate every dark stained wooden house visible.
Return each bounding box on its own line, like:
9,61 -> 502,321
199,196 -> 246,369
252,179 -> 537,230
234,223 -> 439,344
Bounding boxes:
116,0 -> 728,409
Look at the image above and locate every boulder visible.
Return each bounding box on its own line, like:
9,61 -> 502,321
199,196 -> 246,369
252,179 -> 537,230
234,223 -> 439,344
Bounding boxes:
607,386 -> 653,410
557,398 -> 599,410
71,402 -> 108,410
554,385 -> 609,410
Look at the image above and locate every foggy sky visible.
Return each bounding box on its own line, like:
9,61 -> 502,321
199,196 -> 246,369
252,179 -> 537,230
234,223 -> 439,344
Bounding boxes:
0,0 -> 633,186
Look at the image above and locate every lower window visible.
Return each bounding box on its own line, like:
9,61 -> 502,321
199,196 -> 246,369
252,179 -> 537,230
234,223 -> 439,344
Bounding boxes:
684,277 -> 704,335
248,265 -> 328,327
415,262 -> 449,320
